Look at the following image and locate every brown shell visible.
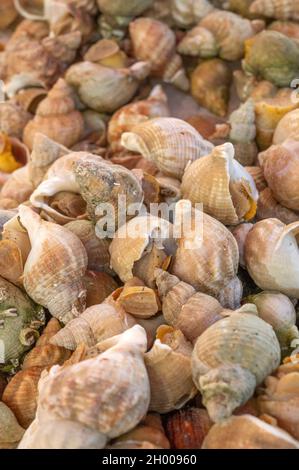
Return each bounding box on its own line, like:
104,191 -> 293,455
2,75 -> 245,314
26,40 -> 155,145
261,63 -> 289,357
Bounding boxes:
84,271 -> 118,307
165,408 -> 213,449
129,17 -> 189,90
23,78 -> 84,150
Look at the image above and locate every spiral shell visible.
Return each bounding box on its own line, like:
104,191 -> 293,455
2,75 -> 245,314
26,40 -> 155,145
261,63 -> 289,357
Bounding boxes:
19,325 -> 150,449
178,24 -> 218,58
0,166 -> 34,206
73,156 -> 144,228
165,408 -> 213,449
109,214 -> 175,283
181,143 -> 258,225
202,414 -> 299,448
258,362 -> 299,440
192,311 -> 281,422
190,59 -> 232,117
243,31 -> 299,86
256,188 -> 299,224
171,0 -> 215,27
23,78 -> 84,151
170,201 -> 239,297
250,0 -> 299,20
247,291 -> 299,356
228,99 -> 258,166
273,109 -> 299,145
0,402 -> 25,449
108,85 -> 170,152
145,325 -> 197,413
129,17 -> 189,91
65,220 -> 112,274
0,100 -> 32,140
183,10 -> 264,61
110,413 -> 170,449
5,21 -> 81,87
50,297 -> 136,350
97,0 -> 152,17
0,0 -> 17,29
28,133 -> 70,188
0,276 -> 45,370
19,205 -> 87,324
259,140 -> 299,211
121,117 -> 213,179
244,218 -> 299,297
65,61 -> 150,113
155,269 -> 223,343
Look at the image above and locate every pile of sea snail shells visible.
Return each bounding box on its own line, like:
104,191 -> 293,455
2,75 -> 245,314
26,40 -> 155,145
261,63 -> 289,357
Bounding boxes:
1,0 -> 299,450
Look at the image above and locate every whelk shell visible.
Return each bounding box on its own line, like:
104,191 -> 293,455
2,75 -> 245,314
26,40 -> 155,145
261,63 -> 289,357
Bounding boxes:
19,205 -> 87,324
109,214 -> 175,283
155,268 -> 223,343
243,31 -> 299,87
65,220 -> 112,274
202,414 -> 299,448
190,59 -> 232,117
19,325 -> 150,449
273,109 -> 299,145
258,362 -> 299,440
244,218 -> 299,297
256,188 -> 299,224
259,140 -> 299,212
50,297 -> 136,350
2,318 -> 71,428
0,276 -> 45,369
181,143 -> 258,225
121,117 -> 213,179
145,325 -> 197,413
250,0 -> 299,20
23,78 -> 84,150
84,271 -> 118,307
246,291 -> 299,356
65,60 -> 150,113
107,85 -> 170,152
165,408 -> 213,449
192,311 -> 281,422
170,201 -> 240,298
129,17 -> 189,91
0,402 -> 25,449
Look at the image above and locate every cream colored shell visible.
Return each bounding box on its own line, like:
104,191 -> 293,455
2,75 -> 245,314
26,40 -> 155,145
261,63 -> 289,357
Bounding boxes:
121,117 -> 213,179
192,312 -> 281,422
18,325 -> 150,449
181,142 -> 258,225
244,218 -> 299,297
19,205 -> 88,324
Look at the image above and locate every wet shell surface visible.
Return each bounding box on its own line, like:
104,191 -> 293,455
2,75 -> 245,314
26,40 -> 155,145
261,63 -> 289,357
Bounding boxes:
23,79 -> 84,151
121,117 -> 213,179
